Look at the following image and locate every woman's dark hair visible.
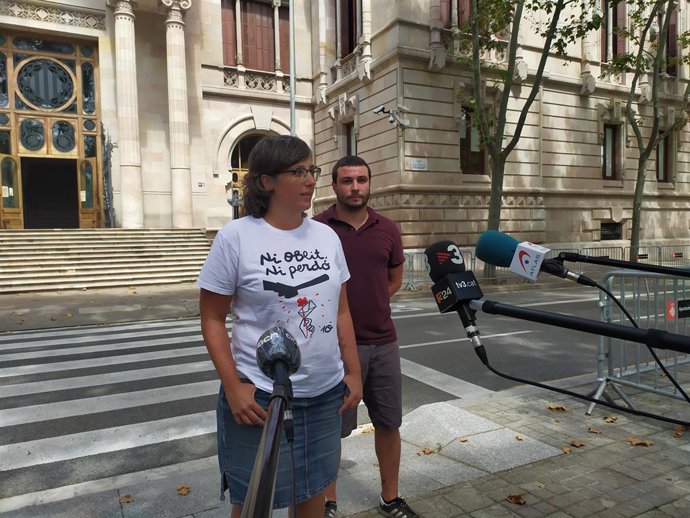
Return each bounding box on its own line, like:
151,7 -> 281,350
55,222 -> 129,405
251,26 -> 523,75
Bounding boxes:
242,135 -> 312,218
331,155 -> 371,183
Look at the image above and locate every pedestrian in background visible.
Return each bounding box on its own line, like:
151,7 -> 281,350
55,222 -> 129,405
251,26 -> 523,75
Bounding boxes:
314,156 -> 419,518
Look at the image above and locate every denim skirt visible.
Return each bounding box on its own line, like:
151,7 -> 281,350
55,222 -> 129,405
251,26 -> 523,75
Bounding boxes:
217,380 -> 345,509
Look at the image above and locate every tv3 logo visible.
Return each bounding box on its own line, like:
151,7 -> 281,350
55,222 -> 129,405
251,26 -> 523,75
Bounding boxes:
425,244 -> 464,274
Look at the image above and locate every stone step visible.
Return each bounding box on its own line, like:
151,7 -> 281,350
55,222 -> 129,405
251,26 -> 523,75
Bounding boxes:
1,259 -> 205,274
0,274 -> 200,294
0,228 -> 211,293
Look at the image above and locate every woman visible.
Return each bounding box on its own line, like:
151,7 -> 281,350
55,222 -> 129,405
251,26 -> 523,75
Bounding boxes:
198,135 -> 362,517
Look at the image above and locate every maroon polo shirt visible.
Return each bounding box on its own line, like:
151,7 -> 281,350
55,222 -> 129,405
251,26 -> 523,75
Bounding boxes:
314,205 -> 405,345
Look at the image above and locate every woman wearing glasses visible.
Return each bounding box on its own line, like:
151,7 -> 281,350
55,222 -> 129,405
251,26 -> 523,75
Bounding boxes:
198,135 -> 362,517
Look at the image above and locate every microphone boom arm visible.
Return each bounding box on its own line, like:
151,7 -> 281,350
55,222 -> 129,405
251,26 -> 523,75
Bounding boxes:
469,299 -> 690,354
558,252 -> 690,279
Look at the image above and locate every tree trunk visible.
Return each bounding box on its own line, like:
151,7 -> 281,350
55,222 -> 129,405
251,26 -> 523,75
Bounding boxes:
629,156 -> 648,261
487,151 -> 506,231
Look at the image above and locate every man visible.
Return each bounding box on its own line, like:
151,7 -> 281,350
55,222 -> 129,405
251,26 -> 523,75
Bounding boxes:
314,156 -> 419,518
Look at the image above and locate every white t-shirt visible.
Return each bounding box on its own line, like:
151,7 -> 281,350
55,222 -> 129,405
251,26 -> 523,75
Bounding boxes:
197,216 -> 350,397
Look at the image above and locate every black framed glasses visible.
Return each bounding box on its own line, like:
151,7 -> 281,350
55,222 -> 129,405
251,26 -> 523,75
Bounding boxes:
281,166 -> 321,181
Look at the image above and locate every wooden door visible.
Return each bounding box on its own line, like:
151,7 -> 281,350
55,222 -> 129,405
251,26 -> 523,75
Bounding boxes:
0,154 -> 23,228
78,158 -> 96,228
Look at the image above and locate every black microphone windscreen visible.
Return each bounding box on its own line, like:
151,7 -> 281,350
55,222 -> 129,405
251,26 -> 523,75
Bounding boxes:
256,326 -> 301,379
424,240 -> 466,283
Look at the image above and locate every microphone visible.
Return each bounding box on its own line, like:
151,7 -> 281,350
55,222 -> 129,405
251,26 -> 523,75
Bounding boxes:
424,241 -> 487,364
475,230 -> 597,287
256,326 -> 301,390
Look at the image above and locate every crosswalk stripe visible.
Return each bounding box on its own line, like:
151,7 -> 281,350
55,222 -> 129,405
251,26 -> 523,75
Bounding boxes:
0,361 -> 215,398
0,323 -> 205,350
0,317 -> 205,343
0,380 -> 219,427
0,410 -> 216,471
0,333 -> 207,361
0,345 -> 207,378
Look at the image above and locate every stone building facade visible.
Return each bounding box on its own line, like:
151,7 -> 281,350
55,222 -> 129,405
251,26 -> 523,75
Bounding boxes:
0,0 -> 688,250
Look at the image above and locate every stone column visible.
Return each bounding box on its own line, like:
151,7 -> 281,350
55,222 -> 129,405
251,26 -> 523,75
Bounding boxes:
235,0 -> 243,66
273,0 -> 281,71
110,0 -> 144,228
161,0 -> 193,228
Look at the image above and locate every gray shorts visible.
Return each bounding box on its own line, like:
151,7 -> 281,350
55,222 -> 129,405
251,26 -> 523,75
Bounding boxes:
341,342 -> 402,437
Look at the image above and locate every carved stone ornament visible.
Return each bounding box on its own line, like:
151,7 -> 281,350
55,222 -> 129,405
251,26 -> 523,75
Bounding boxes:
160,0 -> 192,11
1,0 -> 105,29
580,73 -> 596,96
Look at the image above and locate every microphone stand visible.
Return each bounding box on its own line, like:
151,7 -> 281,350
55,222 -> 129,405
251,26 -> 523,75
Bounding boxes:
241,361 -> 294,518
558,251 -> 690,279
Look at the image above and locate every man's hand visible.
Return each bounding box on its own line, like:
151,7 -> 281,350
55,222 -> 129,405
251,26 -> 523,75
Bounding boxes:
225,382 -> 268,425
339,372 -> 363,414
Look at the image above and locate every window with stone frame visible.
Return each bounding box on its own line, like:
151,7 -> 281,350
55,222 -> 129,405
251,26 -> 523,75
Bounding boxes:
656,133 -> 672,183
601,0 -> 626,63
602,124 -> 620,179
344,122 -> 356,155
339,0 -> 359,57
221,0 -> 290,72
459,106 -> 485,174
659,7 -> 678,77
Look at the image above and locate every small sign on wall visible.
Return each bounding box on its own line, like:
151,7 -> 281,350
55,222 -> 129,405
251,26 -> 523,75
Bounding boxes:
410,158 -> 428,171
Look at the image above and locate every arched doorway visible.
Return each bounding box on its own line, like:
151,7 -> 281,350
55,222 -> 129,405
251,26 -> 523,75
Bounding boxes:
228,133 -> 263,219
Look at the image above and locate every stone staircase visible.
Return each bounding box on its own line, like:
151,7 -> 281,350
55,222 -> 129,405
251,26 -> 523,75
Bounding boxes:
0,229 -> 211,294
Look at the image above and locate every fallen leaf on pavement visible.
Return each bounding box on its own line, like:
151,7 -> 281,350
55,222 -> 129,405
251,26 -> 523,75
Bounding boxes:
417,447 -> 436,456
119,495 -> 134,504
603,416 -> 618,423
515,434 -> 524,441
674,431 -> 683,438
459,437 -> 469,443
506,494 -> 526,505
535,482 -> 545,489
569,439 -> 585,448
554,419 -> 560,423
562,447 -> 571,454
361,425 -> 375,434
176,485 -> 191,496
64,313 -> 72,318
547,403 -> 568,412
49,316 -> 57,321
588,427 -> 602,434
627,436 -> 654,447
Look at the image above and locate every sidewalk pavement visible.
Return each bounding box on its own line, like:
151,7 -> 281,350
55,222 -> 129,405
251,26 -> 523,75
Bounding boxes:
2,283 -> 690,517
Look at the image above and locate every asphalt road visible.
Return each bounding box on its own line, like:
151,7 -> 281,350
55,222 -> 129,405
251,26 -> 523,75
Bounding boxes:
0,283 -> 611,506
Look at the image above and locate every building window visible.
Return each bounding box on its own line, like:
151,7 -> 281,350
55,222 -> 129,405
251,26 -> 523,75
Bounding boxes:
339,0 -> 359,57
242,1 -> 275,71
601,221 -> 622,240
459,107 -> 485,174
441,0 -> 470,28
602,124 -> 619,179
221,1 -> 289,72
344,122 -> 356,155
660,7 -> 678,76
656,134 -> 671,183
221,0 -> 237,66
601,0 -> 626,63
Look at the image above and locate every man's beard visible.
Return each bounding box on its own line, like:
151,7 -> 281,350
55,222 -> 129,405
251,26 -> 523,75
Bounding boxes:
336,191 -> 369,211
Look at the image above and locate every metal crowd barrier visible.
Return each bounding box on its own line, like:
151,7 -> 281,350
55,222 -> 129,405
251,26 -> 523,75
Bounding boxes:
402,243 -> 690,291
587,270 -> 690,415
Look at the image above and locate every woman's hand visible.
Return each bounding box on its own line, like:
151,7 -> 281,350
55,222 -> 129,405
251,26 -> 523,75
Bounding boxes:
339,372 -> 363,414
225,382 -> 268,425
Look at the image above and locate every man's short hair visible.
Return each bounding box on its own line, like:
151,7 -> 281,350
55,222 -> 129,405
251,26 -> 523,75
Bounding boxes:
331,155 -> 372,183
